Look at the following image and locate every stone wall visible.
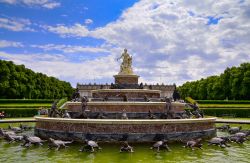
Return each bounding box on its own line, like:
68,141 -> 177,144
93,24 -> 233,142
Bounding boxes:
36,121 -> 214,134
92,90 -> 160,98
66,102 -> 185,113
77,83 -> 175,98
35,117 -> 216,142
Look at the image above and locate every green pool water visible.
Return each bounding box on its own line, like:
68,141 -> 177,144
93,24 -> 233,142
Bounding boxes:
0,123 -> 249,163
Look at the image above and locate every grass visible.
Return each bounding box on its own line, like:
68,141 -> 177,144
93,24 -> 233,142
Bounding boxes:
201,107 -> 250,110
0,107 -> 41,110
0,106 -> 50,108
2,117 -> 35,120
187,100 -> 250,117
0,103 -> 51,108
0,103 -> 51,106
0,98 -> 69,118
0,99 -> 54,103
216,123 -> 250,129
199,104 -> 250,108
196,100 -> 250,104
0,100 -> 51,118
217,117 -> 250,120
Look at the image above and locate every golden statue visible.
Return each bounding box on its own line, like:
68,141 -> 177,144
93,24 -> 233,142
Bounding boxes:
117,49 -> 134,75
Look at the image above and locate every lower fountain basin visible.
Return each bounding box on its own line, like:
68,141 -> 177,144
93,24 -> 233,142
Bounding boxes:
35,117 -> 216,142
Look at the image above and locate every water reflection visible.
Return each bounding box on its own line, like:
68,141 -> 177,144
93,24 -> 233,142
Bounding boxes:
0,123 -> 249,163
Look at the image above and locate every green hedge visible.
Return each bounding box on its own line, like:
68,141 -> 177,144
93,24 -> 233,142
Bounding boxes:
200,105 -> 250,108
185,97 -> 197,104
57,97 -> 68,108
0,99 -> 54,104
201,108 -> 250,118
0,108 -> 40,117
0,105 -> 51,108
196,100 -> 250,104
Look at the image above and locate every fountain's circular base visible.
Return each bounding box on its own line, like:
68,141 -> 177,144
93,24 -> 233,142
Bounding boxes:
35,117 -> 216,142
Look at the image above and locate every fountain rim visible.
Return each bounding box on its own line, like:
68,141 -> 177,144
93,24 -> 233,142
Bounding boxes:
35,116 -> 216,124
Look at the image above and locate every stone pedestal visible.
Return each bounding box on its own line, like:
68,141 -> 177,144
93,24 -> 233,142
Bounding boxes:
114,74 -> 139,84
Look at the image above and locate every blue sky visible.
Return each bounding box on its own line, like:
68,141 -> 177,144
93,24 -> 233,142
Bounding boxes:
0,0 -> 250,87
0,0 -> 137,49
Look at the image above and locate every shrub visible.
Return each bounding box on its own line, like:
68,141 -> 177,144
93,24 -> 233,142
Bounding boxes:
201,108 -> 250,118
185,97 -> 197,104
0,99 -> 54,104
196,100 -> 250,104
199,105 -> 250,108
0,104 -> 51,108
57,97 -> 68,108
0,108 -> 40,117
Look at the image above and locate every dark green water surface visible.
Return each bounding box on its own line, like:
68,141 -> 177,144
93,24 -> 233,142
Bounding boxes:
0,123 -> 249,163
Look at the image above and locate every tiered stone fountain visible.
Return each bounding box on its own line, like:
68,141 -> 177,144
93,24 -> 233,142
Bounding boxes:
35,49 -> 216,142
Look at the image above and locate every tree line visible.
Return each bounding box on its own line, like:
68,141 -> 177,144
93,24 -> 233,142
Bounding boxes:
0,60 -> 74,99
178,63 -> 250,100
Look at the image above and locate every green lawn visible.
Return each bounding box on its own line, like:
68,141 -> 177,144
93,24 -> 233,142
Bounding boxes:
201,107 -> 250,110
0,107 -> 41,110
0,99 -> 64,118
217,117 -> 250,120
2,117 -> 35,120
0,101 -> 51,117
200,104 -> 250,108
0,103 -> 51,108
0,103 -> 51,106
196,100 -> 250,104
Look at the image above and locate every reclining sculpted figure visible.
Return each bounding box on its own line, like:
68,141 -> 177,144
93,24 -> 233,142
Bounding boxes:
48,100 -> 61,118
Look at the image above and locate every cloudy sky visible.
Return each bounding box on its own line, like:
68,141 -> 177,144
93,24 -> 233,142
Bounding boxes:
0,0 -> 249,87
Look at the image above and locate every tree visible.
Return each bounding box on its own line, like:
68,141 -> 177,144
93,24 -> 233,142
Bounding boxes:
0,60 -> 74,99
178,62 -> 250,100
241,70 -> 250,99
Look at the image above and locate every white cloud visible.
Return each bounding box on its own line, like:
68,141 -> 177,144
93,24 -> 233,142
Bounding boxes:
87,0 -> 250,85
0,17 -> 34,31
2,0 -> 250,86
0,40 -> 23,48
41,1 -> 60,9
0,51 -> 119,86
84,19 -> 93,24
0,0 -> 16,4
44,23 -> 89,37
0,0 -> 60,9
31,44 -> 109,53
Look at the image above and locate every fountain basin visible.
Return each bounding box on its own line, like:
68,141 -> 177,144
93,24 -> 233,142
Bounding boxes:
35,117 -> 216,142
